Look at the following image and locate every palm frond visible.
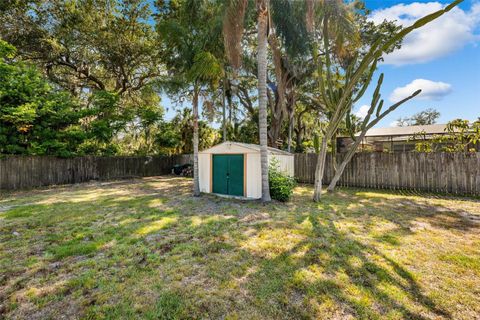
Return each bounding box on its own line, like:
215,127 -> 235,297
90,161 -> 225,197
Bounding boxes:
188,51 -> 223,85
222,0 -> 248,69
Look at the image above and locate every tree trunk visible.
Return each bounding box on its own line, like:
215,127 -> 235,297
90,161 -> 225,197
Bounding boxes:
313,135 -> 328,202
294,128 -> 303,152
257,0 -> 271,202
287,92 -> 296,153
222,77 -> 227,142
327,130 -> 367,192
288,113 -> 293,152
192,84 -> 200,197
331,133 -> 337,173
267,32 -> 286,149
325,86 -> 422,192
294,108 -> 307,152
268,113 -> 284,148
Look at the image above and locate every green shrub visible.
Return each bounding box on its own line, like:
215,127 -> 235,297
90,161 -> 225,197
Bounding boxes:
269,159 -> 296,202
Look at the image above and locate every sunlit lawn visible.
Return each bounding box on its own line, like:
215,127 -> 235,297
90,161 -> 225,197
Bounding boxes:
1,176 -> 479,319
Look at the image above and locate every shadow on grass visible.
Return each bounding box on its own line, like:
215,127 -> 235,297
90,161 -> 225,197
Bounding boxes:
1,177 -> 479,319
244,209 -> 452,319
236,186 -> 479,319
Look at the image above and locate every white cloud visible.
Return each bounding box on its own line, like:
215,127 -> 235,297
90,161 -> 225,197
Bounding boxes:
355,104 -> 370,119
370,2 -> 480,65
389,79 -> 452,102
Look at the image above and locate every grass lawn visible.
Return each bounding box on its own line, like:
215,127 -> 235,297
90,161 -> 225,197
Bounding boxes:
1,176 -> 480,319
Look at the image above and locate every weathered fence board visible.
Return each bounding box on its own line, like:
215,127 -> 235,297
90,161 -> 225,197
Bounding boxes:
1,153 -> 479,196
0,155 -> 193,190
294,152 -> 480,196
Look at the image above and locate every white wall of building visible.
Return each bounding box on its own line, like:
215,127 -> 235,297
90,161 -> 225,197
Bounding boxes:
246,153 -> 261,198
198,153 -> 210,193
198,142 -> 294,199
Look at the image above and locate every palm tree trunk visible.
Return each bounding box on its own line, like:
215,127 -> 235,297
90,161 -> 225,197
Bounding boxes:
257,0 -> 271,202
222,77 -> 227,142
192,83 -> 200,197
313,135 -> 328,202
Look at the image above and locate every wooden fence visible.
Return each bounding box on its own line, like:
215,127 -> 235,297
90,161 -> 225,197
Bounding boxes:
295,152 -> 480,196
0,155 -> 193,190
1,153 -> 479,196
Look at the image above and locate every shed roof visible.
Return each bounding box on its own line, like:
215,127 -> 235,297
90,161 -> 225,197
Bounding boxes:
200,141 -> 292,155
363,124 -> 447,137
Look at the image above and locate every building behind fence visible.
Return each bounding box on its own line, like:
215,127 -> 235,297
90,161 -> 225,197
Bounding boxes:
337,124 -> 480,153
295,152 -> 480,196
1,153 -> 479,196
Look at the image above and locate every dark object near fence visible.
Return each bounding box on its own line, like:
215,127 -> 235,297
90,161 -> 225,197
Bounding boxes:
173,163 -> 192,177
181,164 -> 193,177
173,164 -> 183,175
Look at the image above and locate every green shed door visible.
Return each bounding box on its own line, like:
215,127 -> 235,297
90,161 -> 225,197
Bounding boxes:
212,155 -> 229,195
212,154 -> 244,196
228,154 -> 244,196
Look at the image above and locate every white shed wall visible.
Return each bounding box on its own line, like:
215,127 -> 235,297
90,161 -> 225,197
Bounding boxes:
246,153 -> 262,198
198,153 -> 210,193
198,142 -> 294,199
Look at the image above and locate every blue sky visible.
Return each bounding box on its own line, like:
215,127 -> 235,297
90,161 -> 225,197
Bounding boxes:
355,0 -> 480,126
162,0 -> 480,128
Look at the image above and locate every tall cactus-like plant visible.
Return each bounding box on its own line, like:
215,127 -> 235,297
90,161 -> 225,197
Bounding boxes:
326,74 -> 421,192
312,0 -> 463,202
313,133 -> 320,153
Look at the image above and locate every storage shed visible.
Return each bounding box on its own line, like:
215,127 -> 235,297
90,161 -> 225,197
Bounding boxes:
198,141 -> 294,199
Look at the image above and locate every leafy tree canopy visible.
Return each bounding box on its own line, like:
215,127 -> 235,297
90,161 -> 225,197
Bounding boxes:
396,108 -> 441,126
0,0 -> 162,96
0,40 -> 85,156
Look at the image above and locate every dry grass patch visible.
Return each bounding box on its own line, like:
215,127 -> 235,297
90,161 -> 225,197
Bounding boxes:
1,176 -> 479,319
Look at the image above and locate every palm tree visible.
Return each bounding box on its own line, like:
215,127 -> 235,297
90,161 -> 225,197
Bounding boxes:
256,0 -> 271,202
223,0 -> 271,202
156,1 -> 224,197
192,82 -> 201,196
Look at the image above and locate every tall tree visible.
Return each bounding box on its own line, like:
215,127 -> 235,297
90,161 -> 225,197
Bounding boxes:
268,0 -> 313,150
1,0 -> 166,154
326,74 -> 421,191
256,0 -> 271,202
0,0 -> 162,96
223,0 -> 271,201
309,0 -> 463,201
156,0 -> 224,197
0,40 -> 85,156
